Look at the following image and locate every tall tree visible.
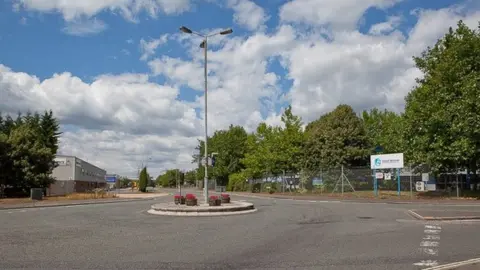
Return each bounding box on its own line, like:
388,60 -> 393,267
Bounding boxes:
40,110 -> 61,155
403,21 -> 480,185
242,123 -> 282,178
276,106 -> 305,173
138,167 -> 148,192
362,108 -> 405,154
304,104 -> 369,170
209,125 -> 249,186
7,121 -> 56,189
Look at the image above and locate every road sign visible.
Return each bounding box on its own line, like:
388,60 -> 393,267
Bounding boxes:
384,172 -> 392,180
375,172 -> 384,179
370,153 -> 404,169
105,175 -> 117,183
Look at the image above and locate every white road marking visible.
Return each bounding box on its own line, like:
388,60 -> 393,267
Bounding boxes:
414,223 -> 442,267
413,260 -> 438,267
423,235 -> 440,240
308,200 -> 317,203
420,241 -> 439,247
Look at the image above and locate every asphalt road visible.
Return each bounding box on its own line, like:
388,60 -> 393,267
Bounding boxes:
0,190 -> 479,270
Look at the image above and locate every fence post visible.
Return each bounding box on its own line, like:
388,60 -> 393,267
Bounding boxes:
397,168 -> 401,196
409,165 -> 413,199
373,169 -> 378,197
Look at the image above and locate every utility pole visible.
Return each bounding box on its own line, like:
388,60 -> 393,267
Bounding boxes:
179,25 -> 233,204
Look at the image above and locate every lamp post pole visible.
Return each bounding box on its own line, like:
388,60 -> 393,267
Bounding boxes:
179,26 -> 233,204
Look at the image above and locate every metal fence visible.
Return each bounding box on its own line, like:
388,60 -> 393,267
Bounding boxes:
242,165 -> 478,195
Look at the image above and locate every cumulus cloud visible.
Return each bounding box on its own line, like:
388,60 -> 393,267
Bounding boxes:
279,0 -> 402,30
227,0 -> 269,31
14,0 -> 192,21
140,34 -> 169,61
62,17 -> 108,36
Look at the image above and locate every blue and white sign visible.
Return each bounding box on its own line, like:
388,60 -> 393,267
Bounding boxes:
105,175 -> 117,183
370,153 -> 404,169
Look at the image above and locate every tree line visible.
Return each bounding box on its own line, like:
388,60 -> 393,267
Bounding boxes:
0,111 -> 61,197
156,21 -> 480,191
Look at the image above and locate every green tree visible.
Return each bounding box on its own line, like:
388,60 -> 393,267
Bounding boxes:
403,20 -> 480,185
242,123 -> 282,178
184,170 -> 197,185
209,125 -> 248,186
276,106 -> 305,173
304,104 -> 369,171
138,167 -> 148,192
362,108 -> 405,154
8,121 -> 56,189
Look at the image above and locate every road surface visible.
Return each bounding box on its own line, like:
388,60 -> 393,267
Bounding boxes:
0,191 -> 478,269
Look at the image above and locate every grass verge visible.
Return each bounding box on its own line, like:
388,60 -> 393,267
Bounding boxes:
0,192 -> 117,205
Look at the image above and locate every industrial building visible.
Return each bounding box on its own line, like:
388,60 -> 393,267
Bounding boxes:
48,155 -> 107,196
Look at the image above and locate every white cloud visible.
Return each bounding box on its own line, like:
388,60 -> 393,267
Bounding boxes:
139,34 -> 169,61
0,64 -> 203,176
3,1 -> 480,177
62,18 -> 108,36
284,6 -> 480,123
227,0 -> 269,31
279,0 -> 402,30
14,0 -> 192,21
369,15 -> 402,35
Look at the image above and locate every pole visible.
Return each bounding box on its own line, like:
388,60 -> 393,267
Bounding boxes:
203,37 -> 209,205
456,164 -> 459,198
341,165 -> 344,196
374,170 -> 378,197
397,168 -> 401,196
409,165 -> 413,199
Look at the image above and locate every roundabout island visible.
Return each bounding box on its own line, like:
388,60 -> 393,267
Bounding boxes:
147,193 -> 257,217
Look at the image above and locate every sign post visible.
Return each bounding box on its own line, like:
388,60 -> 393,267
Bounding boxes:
105,175 -> 117,195
370,153 -> 404,197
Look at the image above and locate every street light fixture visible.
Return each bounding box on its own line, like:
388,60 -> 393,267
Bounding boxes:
179,25 -> 233,204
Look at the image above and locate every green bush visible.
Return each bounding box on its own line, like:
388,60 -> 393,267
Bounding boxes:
227,172 -> 248,191
251,183 -> 261,193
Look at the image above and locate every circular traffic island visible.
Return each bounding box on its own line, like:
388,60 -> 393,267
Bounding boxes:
147,200 -> 257,217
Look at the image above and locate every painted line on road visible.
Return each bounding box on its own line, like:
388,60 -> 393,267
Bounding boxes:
423,257 -> 480,270
413,223 -> 442,267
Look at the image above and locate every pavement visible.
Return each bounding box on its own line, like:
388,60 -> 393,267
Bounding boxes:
0,188 -> 479,269
228,192 -> 480,205
408,209 -> 480,221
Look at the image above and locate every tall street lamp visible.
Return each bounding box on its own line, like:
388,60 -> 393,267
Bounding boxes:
179,25 -> 233,204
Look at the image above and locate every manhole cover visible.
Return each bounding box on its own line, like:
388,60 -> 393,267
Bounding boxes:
357,216 -> 373,220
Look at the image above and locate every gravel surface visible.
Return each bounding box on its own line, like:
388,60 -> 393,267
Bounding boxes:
1,190 -> 479,270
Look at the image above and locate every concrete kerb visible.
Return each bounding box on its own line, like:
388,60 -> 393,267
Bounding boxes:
423,257 -> 480,270
407,210 -> 480,221
148,201 -> 257,217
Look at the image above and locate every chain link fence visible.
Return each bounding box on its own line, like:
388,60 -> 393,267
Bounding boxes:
237,165 -> 479,198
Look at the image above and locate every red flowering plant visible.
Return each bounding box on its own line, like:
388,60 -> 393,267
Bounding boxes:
220,193 -> 230,203
209,195 -> 221,206
174,194 -> 185,205
185,193 -> 197,206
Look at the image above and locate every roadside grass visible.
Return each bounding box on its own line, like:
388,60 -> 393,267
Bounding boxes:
242,189 -> 480,200
0,191 -> 117,204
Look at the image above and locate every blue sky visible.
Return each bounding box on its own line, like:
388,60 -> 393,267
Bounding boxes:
0,0 -> 467,82
1,0 -> 479,176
